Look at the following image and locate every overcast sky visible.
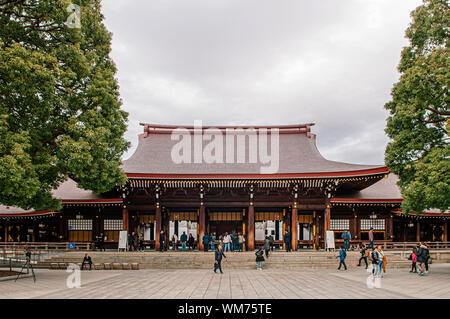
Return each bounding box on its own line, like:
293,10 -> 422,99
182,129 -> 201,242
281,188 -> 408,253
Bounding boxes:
101,0 -> 422,165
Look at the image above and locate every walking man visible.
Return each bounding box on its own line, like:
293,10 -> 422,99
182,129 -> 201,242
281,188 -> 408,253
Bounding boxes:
188,233 -> 194,250
202,233 -> 209,252
371,246 -> 382,278
128,231 -> 135,251
96,232 -> 105,251
159,230 -> 165,252
238,232 -> 244,252
214,245 -> 226,274
264,235 -> 271,258
357,243 -> 369,269
172,233 -> 178,251
341,230 -> 351,251
284,231 -> 291,252
180,231 -> 187,251
210,232 -> 216,251
337,245 -> 347,271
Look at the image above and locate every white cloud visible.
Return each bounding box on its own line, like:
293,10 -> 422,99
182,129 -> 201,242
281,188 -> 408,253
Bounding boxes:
101,0 -> 423,163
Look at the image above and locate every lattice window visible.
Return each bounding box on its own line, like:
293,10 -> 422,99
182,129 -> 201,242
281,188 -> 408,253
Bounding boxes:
68,219 -> 92,231
330,219 -> 349,231
360,219 -> 385,231
104,219 -> 123,231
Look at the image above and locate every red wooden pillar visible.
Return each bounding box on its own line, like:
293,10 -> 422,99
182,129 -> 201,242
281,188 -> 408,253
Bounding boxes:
247,204 -> 255,251
444,222 -> 448,242
386,214 -> 394,241
4,220 -> 7,242
199,204 -> 205,251
416,220 -> 421,242
122,206 -> 129,231
155,203 -> 161,250
291,203 -> 298,251
313,211 -> 319,250
353,209 -> 358,240
324,200 -> 331,232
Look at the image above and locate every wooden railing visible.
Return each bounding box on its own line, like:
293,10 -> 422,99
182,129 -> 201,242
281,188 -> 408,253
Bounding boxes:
0,242 -> 92,251
320,240 -> 450,251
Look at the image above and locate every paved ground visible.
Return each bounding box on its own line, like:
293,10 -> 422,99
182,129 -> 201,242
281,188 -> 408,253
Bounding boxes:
1,264 -> 450,299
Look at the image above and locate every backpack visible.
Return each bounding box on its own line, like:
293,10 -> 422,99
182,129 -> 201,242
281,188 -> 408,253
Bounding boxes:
343,250 -> 347,258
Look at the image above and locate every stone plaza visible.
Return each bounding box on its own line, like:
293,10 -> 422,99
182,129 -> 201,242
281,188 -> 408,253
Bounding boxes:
1,264 -> 450,299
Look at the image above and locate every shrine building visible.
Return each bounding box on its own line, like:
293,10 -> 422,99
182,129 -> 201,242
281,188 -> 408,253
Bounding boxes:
1,123 -> 448,249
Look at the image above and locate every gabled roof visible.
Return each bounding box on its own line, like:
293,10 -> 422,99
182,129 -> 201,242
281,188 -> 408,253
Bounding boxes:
333,174 -> 402,203
122,123 -> 388,177
0,179 -> 122,217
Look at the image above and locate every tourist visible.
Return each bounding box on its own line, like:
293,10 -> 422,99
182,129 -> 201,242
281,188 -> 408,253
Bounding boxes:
269,233 -> 274,251
371,246 -> 381,278
424,242 -> 431,274
159,230 -> 164,252
264,236 -> 271,258
202,233 -> 209,252
357,243 -> 368,269
341,230 -> 351,251
180,231 -> 187,251
188,233 -> 194,250
210,232 -> 216,251
128,231 -> 135,251
81,253 -> 92,271
219,234 -> 224,247
133,233 -> 139,251
337,245 -> 347,271
232,231 -> 238,251
139,232 -> 144,251
214,245 -> 226,274
223,232 -> 230,252
368,227 -> 374,249
255,246 -> 265,270
238,232 -> 244,252
416,242 -> 429,276
96,232 -> 105,251
172,233 -> 178,251
409,248 -> 417,273
284,231 -> 291,252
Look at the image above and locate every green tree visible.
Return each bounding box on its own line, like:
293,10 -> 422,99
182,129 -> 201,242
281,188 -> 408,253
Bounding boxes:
385,0 -> 449,214
0,0 -> 129,210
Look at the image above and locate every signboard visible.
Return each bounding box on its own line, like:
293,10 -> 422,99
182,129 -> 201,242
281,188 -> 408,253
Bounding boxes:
325,230 -> 335,250
68,242 -> 75,249
118,230 -> 128,250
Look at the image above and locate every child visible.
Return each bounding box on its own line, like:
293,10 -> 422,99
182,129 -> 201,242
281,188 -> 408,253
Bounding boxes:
409,248 -> 417,273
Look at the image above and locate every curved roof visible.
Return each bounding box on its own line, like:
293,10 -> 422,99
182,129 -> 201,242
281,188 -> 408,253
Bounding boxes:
0,179 -> 122,217
333,174 -> 402,202
122,123 -> 388,177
